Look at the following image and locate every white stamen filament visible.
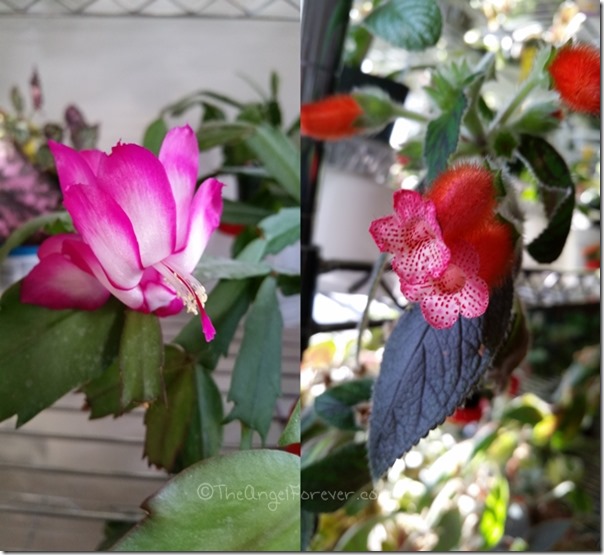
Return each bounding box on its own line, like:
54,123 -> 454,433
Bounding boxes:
156,262 -> 207,315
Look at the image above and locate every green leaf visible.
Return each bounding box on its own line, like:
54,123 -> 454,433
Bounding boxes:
479,474 -> 509,549
193,365 -> 224,459
424,91 -> 467,184
0,212 -> 72,266
113,450 -> 299,551
276,273 -> 300,296
301,442 -> 371,513
224,276 -> 283,442
517,134 -> 575,263
432,507 -> 463,551
81,359 -> 135,419
363,0 -> 442,51
221,198 -> 272,226
194,255 -> 271,282
259,207 -> 301,255
142,118 -> 168,155
0,284 -> 123,425
245,124 -> 300,202
278,399 -> 301,447
196,121 -> 254,151
314,378 -> 374,430
143,345 -> 196,470
119,311 -> 164,407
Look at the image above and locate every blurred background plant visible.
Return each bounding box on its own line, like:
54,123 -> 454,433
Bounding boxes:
0,69 -> 98,245
301,326 -> 600,550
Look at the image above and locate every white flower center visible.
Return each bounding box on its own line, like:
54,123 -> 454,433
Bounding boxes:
156,262 -> 207,315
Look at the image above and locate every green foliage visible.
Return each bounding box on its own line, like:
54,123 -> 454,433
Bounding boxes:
0,284 -> 124,426
113,450 -> 300,551
362,0 -> 442,51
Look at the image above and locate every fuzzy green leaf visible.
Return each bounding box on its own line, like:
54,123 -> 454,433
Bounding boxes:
363,0 -> 442,51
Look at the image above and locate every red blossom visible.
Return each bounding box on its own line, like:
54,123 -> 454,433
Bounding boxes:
548,43 -> 600,115
300,95 -> 364,140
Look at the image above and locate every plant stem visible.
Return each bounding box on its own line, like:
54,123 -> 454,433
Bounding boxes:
487,76 -> 541,135
392,105 -> 429,123
240,423 -> 253,450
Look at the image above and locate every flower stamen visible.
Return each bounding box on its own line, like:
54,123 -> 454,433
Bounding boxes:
157,262 -> 207,315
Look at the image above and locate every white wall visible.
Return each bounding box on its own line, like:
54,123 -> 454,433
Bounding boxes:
0,16 -> 300,149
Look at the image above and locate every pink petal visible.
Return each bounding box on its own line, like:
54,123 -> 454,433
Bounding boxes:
370,189 -> 449,285
155,298 -> 186,317
63,182 -> 143,289
48,141 -> 97,194
164,178 -> 224,273
159,125 -> 199,248
80,149 -> 106,174
420,293 -> 461,329
139,268 -> 182,313
369,215 -> 400,253
457,276 -> 489,318
96,143 -> 177,268
21,253 -> 110,310
60,237 -> 146,311
37,233 -> 72,259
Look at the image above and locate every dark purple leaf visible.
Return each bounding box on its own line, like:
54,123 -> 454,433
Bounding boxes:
368,305 -> 493,479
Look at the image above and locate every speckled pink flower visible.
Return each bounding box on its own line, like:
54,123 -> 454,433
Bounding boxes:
369,189 -> 450,285
401,242 -> 489,329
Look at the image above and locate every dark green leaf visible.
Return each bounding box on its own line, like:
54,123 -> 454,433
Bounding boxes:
314,378 -> 374,430
81,359 -> 135,419
502,405 -> 544,425
225,276 -> 283,442
193,365 -> 224,459
200,101 -> 226,123
143,345 -> 196,470
197,121 -> 254,151
142,118 -> 168,155
194,255 -> 271,282
245,125 -> 300,202
119,311 -> 164,407
278,399 -> 301,447
363,0 -> 442,51
368,304 -> 492,479
113,450 -> 300,551
301,442 -> 371,513
433,507 -> 463,551
276,273 -> 301,296
424,92 -> 467,184
517,134 -> 575,263
0,284 -> 123,425
259,207 -> 300,255
221,198 -> 272,226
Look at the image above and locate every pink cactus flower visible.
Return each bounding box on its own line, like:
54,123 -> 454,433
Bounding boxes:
21,125 -> 224,342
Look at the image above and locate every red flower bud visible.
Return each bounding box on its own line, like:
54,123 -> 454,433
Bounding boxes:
426,164 -> 497,245
548,43 -> 600,115
426,164 -> 515,289
466,220 -> 515,287
300,95 -> 363,140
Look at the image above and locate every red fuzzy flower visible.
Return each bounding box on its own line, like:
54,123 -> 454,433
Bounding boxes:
548,43 -> 601,115
300,95 -> 364,140
426,164 -> 515,290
